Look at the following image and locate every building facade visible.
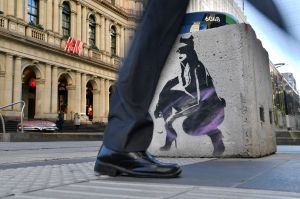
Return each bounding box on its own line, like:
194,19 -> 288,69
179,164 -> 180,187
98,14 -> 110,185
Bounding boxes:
0,0 -> 144,122
270,62 -> 300,130
282,73 -> 297,92
187,0 -> 247,22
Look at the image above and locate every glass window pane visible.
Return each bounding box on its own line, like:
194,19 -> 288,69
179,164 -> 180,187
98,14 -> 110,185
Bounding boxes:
28,0 -> 39,24
62,3 -> 70,35
33,1 -> 38,9
33,8 -> 38,15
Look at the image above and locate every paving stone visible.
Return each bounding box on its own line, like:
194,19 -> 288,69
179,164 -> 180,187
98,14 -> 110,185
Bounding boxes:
0,158 -> 207,198
7,180 -> 300,199
0,162 -> 99,198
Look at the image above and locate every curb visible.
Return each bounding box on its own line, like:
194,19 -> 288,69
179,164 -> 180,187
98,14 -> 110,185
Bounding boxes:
0,132 -> 103,142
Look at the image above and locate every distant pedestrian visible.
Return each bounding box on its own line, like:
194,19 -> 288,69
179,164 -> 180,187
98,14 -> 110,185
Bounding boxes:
57,111 -> 64,132
74,113 -> 81,130
88,105 -> 93,120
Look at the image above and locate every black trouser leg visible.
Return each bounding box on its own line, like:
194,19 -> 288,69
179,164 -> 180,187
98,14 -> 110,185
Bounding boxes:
103,0 -> 189,152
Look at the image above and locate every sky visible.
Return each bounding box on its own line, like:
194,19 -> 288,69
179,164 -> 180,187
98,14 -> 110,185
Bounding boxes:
235,0 -> 300,93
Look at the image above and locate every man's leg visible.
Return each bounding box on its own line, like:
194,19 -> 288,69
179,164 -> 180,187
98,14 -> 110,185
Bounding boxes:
95,0 -> 189,178
103,0 -> 189,152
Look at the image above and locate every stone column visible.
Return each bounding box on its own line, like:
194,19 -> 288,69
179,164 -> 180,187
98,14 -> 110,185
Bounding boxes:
16,0 -> 24,20
44,64 -> 52,113
120,26 -> 125,57
76,2 -> 82,40
39,0 -> 45,25
35,79 -> 45,118
4,54 -> 13,109
100,78 -> 105,121
93,90 -> 101,122
24,0 -> 28,21
67,85 -> 76,120
0,0 -> 4,15
7,0 -> 15,16
81,73 -> 87,114
70,11 -> 76,38
100,15 -> 105,51
13,57 -> 22,111
123,28 -> 127,53
75,71 -> 81,114
82,6 -> 87,43
0,54 -> 4,71
105,79 -> 110,117
53,0 -> 59,33
96,14 -> 100,49
59,4 -> 63,35
0,54 -> 5,107
85,12 -> 89,45
116,26 -> 121,56
51,66 -> 58,113
46,0 -> 53,31
105,19 -> 111,54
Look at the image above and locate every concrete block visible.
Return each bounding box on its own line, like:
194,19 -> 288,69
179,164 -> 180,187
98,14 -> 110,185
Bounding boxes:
149,24 -> 276,157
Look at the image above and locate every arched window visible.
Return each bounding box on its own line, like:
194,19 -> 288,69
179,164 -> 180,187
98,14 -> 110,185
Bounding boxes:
89,15 -> 96,46
62,2 -> 71,37
28,0 -> 39,24
111,26 -> 117,56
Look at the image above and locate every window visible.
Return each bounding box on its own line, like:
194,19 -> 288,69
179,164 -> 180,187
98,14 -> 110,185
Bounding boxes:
89,15 -> 96,46
62,2 -> 71,37
111,26 -> 117,56
28,0 -> 39,24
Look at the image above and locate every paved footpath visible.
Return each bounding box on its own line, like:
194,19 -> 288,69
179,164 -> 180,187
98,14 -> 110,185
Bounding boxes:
1,142 -> 300,198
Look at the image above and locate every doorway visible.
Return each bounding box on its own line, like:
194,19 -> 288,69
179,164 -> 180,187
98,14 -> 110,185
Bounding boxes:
22,67 -> 36,119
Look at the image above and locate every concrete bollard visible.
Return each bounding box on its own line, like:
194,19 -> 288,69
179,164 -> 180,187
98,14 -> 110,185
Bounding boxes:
149,24 -> 276,158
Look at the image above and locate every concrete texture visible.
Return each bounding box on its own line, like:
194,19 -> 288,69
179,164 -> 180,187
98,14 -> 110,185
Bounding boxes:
149,24 -> 275,158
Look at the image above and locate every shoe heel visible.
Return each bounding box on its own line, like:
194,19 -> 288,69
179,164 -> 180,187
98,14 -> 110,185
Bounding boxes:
94,162 -> 120,177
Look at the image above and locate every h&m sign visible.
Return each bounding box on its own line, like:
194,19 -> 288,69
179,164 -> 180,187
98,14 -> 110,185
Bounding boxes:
64,37 -> 83,56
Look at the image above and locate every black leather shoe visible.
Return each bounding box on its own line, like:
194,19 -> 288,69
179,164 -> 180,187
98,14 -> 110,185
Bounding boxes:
94,145 -> 182,178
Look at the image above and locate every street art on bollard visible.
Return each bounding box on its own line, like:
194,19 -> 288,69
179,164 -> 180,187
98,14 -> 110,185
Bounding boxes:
148,12 -> 239,157
153,35 -> 226,156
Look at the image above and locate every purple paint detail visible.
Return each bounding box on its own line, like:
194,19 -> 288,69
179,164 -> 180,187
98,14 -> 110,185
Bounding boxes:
201,88 -> 215,101
191,108 -> 224,136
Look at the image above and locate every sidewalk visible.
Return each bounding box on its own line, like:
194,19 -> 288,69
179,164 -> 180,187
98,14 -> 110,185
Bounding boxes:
1,143 -> 300,198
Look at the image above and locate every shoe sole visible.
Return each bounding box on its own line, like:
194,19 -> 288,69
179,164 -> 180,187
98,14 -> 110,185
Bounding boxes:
94,160 -> 182,178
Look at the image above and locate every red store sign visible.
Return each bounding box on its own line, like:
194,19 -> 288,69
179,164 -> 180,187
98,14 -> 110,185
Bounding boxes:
64,37 -> 83,56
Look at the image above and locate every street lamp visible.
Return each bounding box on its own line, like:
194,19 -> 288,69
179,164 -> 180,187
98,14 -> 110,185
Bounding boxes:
274,63 -> 286,68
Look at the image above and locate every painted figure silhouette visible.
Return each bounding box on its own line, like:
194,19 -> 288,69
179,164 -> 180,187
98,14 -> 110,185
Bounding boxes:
154,35 -> 226,156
